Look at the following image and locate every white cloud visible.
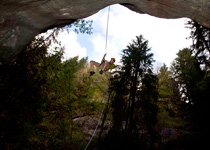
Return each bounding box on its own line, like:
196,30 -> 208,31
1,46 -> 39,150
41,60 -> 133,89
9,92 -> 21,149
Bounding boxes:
91,33 -> 106,53
56,30 -> 87,60
39,4 -> 192,67
61,32 -> 87,59
87,4 -> 192,67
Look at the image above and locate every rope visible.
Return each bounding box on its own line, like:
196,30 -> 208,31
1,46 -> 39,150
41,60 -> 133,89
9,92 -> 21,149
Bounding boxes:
105,6 -> 111,54
84,74 -> 110,150
84,6 -> 111,150
84,100 -> 106,150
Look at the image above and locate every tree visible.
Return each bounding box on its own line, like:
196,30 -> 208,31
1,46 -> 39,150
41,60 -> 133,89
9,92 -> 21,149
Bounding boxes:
109,72 -> 128,130
170,47 -> 210,147
171,48 -> 210,129
186,20 -> 210,69
137,69 -> 159,145
158,64 -> 173,99
171,48 -> 203,103
157,64 -> 180,114
106,35 -> 158,149
0,18 -> 94,149
0,37 -> 57,149
121,35 -> 155,132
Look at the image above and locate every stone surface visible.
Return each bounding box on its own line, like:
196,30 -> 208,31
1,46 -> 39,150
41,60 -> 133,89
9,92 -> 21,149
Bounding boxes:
1,0 -> 210,61
73,115 -> 111,140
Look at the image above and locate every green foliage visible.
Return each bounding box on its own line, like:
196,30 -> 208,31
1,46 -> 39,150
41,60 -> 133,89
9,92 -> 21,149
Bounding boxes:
66,19 -> 93,35
0,18 -> 96,150
0,34 -> 109,149
139,71 -> 159,126
109,35 -> 159,148
1,18 -> 210,150
170,47 -> 210,135
0,40 -> 57,150
171,48 -> 204,103
35,56 -> 104,149
186,20 -> 210,69
158,64 -> 177,99
156,63 -> 184,129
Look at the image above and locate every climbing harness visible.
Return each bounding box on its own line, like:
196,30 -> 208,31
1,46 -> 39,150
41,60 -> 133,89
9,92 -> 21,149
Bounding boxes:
84,6 -> 111,150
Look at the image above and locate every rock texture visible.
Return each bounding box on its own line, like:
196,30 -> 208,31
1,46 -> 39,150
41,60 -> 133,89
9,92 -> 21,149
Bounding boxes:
73,116 -> 111,140
1,0 -> 210,61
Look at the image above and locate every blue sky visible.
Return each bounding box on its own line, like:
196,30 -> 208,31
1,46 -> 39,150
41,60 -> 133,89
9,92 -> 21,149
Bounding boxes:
48,4 -> 192,69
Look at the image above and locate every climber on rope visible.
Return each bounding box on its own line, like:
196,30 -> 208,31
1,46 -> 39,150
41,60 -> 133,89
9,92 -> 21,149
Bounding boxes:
90,53 -> 116,76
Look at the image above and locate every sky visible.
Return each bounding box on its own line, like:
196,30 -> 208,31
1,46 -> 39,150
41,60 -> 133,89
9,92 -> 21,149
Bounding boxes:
48,4 -> 192,68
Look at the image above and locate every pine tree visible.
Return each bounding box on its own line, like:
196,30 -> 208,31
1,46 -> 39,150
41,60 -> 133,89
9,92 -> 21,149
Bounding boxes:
121,35 -> 154,132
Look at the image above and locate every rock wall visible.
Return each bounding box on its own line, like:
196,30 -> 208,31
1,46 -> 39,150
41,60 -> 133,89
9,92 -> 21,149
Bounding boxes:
1,0 -> 210,61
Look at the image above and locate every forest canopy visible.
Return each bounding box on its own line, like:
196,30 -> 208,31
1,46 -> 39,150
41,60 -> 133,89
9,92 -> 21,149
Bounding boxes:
0,19 -> 209,150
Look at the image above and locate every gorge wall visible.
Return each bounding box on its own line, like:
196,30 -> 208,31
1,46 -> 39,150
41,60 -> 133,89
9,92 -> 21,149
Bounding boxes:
1,0 -> 210,61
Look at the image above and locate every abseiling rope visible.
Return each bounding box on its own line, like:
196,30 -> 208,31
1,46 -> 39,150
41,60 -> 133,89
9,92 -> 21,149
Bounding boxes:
105,6 -> 110,54
84,75 -> 110,150
84,6 -> 111,150
83,98 -> 106,150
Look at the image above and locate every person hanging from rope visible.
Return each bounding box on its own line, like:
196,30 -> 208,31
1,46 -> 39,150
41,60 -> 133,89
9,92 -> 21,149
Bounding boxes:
90,53 -> 116,76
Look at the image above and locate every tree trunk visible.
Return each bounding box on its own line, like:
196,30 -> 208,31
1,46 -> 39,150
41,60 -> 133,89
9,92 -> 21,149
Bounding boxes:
98,93 -> 111,140
125,89 -> 131,130
128,69 -> 138,132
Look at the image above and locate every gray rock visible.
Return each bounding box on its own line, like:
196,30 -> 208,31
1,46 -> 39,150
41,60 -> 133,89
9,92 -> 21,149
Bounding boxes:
1,0 -> 210,61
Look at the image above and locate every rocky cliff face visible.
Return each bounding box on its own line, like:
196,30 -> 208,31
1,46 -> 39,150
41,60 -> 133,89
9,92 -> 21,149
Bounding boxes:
1,0 -> 210,61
